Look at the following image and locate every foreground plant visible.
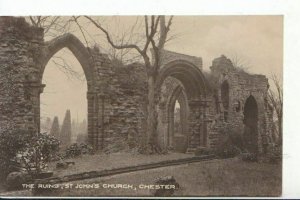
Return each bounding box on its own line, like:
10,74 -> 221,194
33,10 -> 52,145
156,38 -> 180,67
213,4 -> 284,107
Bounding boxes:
16,133 -> 60,177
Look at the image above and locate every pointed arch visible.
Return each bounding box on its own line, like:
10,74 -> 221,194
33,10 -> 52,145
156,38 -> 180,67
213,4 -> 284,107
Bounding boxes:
39,33 -> 94,87
156,60 -> 209,99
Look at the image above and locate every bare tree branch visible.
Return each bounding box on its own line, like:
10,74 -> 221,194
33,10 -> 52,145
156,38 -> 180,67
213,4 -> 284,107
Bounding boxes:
72,16 -> 90,48
158,15 -> 173,50
268,73 -> 283,145
84,16 -> 144,55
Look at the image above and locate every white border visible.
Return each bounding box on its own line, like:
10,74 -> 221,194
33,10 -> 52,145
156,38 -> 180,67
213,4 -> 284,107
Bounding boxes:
0,0 -> 300,198
0,0 -> 295,15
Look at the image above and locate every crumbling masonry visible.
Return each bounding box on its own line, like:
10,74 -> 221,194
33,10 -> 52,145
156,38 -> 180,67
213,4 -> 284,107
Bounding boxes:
0,17 -> 274,154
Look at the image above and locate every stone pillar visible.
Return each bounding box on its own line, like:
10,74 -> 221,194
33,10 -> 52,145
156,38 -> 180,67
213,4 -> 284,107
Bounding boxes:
26,81 -> 45,133
187,100 -> 202,149
202,99 -> 213,147
187,99 -> 209,150
167,107 -> 174,148
87,91 -> 98,149
97,93 -> 106,150
88,47 -> 113,151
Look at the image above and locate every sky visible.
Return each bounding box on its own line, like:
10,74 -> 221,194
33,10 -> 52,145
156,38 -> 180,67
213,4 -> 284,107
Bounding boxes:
40,15 -> 283,123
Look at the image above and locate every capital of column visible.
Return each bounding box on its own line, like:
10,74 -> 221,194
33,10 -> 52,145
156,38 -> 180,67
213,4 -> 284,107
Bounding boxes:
24,81 -> 45,94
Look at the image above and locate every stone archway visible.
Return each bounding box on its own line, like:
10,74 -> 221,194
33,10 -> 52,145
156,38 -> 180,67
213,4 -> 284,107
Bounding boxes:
156,60 -> 209,151
243,95 -> 258,153
156,60 -> 208,100
166,85 -> 189,153
36,33 -> 100,148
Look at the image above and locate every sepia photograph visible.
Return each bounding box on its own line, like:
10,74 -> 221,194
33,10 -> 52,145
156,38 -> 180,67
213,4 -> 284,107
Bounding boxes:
0,13 -> 286,198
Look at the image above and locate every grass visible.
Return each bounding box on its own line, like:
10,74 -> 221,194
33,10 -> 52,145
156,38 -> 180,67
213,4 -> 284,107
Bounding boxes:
47,152 -> 194,177
33,158 -> 282,197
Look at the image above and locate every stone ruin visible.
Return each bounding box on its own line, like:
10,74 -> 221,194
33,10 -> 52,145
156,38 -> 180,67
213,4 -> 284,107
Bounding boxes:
0,17 -> 275,155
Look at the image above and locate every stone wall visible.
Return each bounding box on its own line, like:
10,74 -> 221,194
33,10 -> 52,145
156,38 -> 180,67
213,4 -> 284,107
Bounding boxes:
0,17 -> 275,154
0,17 -> 44,135
207,55 -> 273,153
102,62 -> 147,152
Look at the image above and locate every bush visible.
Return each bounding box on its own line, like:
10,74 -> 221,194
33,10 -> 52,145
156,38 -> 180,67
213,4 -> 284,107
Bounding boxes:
38,133 -> 60,162
64,143 -> 94,159
0,130 -> 31,180
214,124 -> 244,158
17,133 -> 60,176
215,133 -> 241,158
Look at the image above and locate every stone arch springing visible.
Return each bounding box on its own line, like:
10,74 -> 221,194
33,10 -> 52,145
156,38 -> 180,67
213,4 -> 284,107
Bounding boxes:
221,80 -> 229,121
243,95 -> 259,153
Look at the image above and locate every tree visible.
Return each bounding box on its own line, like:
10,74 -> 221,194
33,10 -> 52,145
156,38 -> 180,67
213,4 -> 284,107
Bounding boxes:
50,116 -> 60,138
268,74 -> 283,145
85,16 -> 173,153
60,110 -> 72,148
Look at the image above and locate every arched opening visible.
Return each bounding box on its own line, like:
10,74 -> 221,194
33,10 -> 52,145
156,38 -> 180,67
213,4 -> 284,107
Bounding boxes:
221,80 -> 229,121
165,85 -> 189,153
174,100 -> 181,136
40,48 -> 88,148
39,34 -> 94,149
157,60 -> 208,152
243,95 -> 258,153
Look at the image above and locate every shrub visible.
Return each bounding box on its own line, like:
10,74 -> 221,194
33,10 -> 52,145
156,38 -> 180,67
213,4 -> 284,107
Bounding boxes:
17,133 -> 60,176
215,133 -> 242,158
0,130 -> 31,180
64,143 -> 94,158
214,124 -> 243,158
38,133 -> 60,162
